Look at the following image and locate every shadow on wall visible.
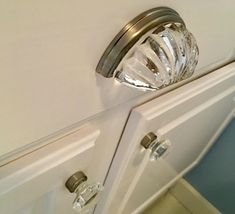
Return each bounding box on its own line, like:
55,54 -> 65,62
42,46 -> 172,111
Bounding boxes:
185,118 -> 235,214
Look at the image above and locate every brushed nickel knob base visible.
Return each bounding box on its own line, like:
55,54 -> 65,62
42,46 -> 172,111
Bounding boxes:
65,171 -> 87,193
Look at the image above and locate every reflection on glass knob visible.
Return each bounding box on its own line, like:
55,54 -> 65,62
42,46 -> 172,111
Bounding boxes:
150,139 -> 171,161
141,132 -> 171,160
65,171 -> 103,213
96,7 -> 199,91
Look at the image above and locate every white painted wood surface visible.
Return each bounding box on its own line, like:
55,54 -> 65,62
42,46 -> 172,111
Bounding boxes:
0,1 -> 235,213
126,93 -> 235,214
96,63 -> 235,214
0,96 -> 157,214
0,0 -> 235,159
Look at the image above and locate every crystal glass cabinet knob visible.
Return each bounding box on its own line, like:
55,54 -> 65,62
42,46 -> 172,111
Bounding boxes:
65,171 -> 103,213
96,7 -> 199,91
141,132 -> 171,160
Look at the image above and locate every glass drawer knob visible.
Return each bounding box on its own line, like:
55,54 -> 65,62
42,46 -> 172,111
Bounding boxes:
65,171 -> 103,213
141,132 -> 171,160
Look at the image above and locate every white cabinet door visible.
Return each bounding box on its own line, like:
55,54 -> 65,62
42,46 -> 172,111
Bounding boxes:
96,63 -> 235,214
0,126 -> 100,214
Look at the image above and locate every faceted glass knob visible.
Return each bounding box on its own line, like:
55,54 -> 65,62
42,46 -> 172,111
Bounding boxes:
141,132 -> 171,161
73,181 -> 103,213
115,23 -> 199,91
65,171 -> 104,213
149,139 -> 171,161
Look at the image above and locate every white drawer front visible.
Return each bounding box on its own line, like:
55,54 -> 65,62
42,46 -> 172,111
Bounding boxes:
96,63 -> 235,214
1,0 -> 235,161
0,126 -> 100,214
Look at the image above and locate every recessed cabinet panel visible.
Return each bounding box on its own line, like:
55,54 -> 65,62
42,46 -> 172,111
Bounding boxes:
0,126 -> 100,214
96,63 -> 235,214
